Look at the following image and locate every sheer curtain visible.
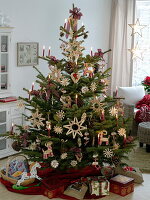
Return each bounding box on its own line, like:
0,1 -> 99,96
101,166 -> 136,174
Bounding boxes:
132,0 -> 150,86
108,0 -> 135,95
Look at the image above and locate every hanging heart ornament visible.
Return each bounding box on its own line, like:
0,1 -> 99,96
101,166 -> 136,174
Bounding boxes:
71,72 -> 81,83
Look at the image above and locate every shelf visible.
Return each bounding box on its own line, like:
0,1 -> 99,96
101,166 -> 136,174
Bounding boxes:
0,122 -> 6,125
1,52 -> 8,54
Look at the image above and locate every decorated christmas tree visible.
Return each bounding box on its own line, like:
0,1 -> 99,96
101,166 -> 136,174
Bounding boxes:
11,5 -> 134,171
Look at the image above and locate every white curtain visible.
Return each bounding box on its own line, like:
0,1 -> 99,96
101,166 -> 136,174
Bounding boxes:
108,0 -> 135,95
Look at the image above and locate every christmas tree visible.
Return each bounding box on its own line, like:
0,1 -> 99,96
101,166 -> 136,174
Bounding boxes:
12,5 -> 134,171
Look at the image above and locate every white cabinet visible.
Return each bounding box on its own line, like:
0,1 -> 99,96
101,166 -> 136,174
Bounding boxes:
0,101 -> 24,158
0,27 -> 21,158
0,27 -> 13,98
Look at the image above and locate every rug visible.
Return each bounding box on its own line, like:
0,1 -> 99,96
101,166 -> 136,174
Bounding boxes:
124,141 -> 150,173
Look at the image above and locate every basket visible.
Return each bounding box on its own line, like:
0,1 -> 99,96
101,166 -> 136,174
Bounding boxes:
0,154 -> 35,186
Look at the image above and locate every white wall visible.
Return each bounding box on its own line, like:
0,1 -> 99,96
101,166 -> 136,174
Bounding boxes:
0,0 -> 112,97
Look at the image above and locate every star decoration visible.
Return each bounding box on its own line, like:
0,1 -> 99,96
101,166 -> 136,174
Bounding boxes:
51,160 -> 59,168
61,153 -> 68,159
90,82 -> 97,92
60,78 -> 70,86
60,40 -> 85,62
91,97 -> 105,113
29,109 -> 45,129
29,142 -> 37,151
64,115 -> 87,139
128,43 -> 145,60
81,86 -> 89,94
70,160 -> 78,167
49,66 -> 63,82
56,110 -> 65,120
129,18 -> 147,37
118,128 -> 126,137
54,126 -> 63,134
109,107 -> 118,117
103,148 -> 113,158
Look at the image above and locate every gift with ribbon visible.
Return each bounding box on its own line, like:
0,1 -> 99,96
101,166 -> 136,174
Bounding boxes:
87,176 -> 109,197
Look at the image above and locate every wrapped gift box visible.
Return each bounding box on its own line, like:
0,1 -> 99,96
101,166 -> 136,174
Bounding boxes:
41,178 -> 65,199
110,175 -> 134,196
88,176 -> 109,196
64,182 -> 88,200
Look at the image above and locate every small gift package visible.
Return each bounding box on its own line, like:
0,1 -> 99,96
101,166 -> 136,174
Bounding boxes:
42,178 -> 65,199
63,181 -> 88,200
88,176 -> 110,196
110,174 -> 134,196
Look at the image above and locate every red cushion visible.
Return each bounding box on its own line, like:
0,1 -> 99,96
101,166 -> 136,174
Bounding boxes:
136,94 -> 150,109
135,105 -> 150,123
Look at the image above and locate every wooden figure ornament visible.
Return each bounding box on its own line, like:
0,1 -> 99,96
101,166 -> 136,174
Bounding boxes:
83,63 -> 95,78
42,141 -> 54,159
97,130 -> 110,146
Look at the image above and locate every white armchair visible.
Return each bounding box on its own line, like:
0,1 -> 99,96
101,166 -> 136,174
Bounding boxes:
118,86 -> 145,135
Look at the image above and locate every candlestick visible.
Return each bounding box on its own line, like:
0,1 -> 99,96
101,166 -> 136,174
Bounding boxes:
64,18 -> 67,28
42,45 -> 45,57
48,46 -> 51,57
90,47 -> 93,56
31,82 -> 34,91
75,94 -> 78,105
10,123 -> 14,135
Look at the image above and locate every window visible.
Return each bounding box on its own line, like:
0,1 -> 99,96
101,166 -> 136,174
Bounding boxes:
132,0 -> 150,86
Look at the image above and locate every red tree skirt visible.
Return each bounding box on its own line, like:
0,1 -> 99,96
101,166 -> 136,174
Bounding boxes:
0,166 -> 105,199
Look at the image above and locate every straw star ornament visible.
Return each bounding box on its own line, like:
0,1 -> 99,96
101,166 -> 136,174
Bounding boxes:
64,114 -> 87,138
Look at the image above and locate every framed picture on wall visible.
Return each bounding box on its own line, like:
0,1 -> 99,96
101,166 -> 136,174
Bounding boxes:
17,42 -> 39,66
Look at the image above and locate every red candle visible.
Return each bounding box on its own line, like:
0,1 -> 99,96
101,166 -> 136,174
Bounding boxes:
48,124 -> 51,137
98,133 -> 100,147
64,19 -> 67,29
32,82 -> 34,91
124,134 -> 126,145
115,86 -> 118,98
42,45 -> 45,57
101,110 -> 105,121
90,47 -> 93,56
48,46 -> 51,57
75,94 -> 78,105
10,123 -> 14,135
